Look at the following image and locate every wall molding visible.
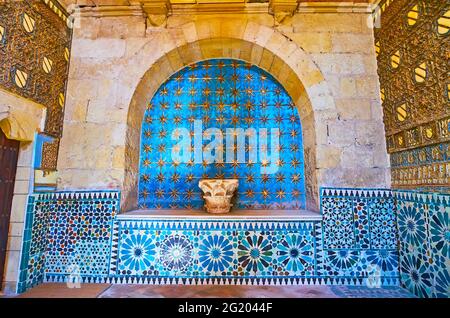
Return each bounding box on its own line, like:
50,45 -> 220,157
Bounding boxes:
75,2 -> 373,18
18,187 -> 401,293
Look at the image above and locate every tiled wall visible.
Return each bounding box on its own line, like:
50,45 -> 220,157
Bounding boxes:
138,59 -> 307,210
47,218 -> 399,286
320,188 -> 399,284
19,188 -> 402,292
19,188 -> 450,297
18,191 -> 119,293
18,188 -> 445,297
18,195 -> 46,293
395,191 -> 449,298
106,219 -> 324,284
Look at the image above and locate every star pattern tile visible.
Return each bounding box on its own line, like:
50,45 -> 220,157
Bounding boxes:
138,59 -> 306,210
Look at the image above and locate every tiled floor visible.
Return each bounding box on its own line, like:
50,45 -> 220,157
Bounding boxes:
15,284 -> 111,298
13,283 -> 416,298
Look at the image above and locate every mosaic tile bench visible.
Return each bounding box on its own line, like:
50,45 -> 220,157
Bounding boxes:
17,188 -> 449,298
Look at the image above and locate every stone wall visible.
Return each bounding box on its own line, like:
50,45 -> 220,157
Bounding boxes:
0,89 -> 46,293
58,10 -> 390,210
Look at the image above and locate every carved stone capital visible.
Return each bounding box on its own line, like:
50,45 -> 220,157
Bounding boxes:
199,179 -> 239,214
269,0 -> 299,24
140,0 -> 171,26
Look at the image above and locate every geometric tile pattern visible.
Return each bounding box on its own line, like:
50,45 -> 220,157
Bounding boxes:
369,197 -> 397,249
18,191 -> 119,293
395,190 -> 450,298
20,188 -> 405,292
110,220 -> 318,279
44,191 -> 119,279
18,196 -> 48,294
102,214 -> 401,286
100,188 -> 399,286
138,59 -> 306,210
319,188 -> 399,284
321,195 -> 354,249
321,189 -> 397,251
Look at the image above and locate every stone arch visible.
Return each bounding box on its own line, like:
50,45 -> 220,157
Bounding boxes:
123,19 -> 336,212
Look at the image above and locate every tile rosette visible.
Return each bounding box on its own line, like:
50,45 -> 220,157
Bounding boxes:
395,191 -> 450,298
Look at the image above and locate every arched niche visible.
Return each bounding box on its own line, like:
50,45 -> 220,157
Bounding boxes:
138,58 -> 307,211
124,38 -> 320,212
